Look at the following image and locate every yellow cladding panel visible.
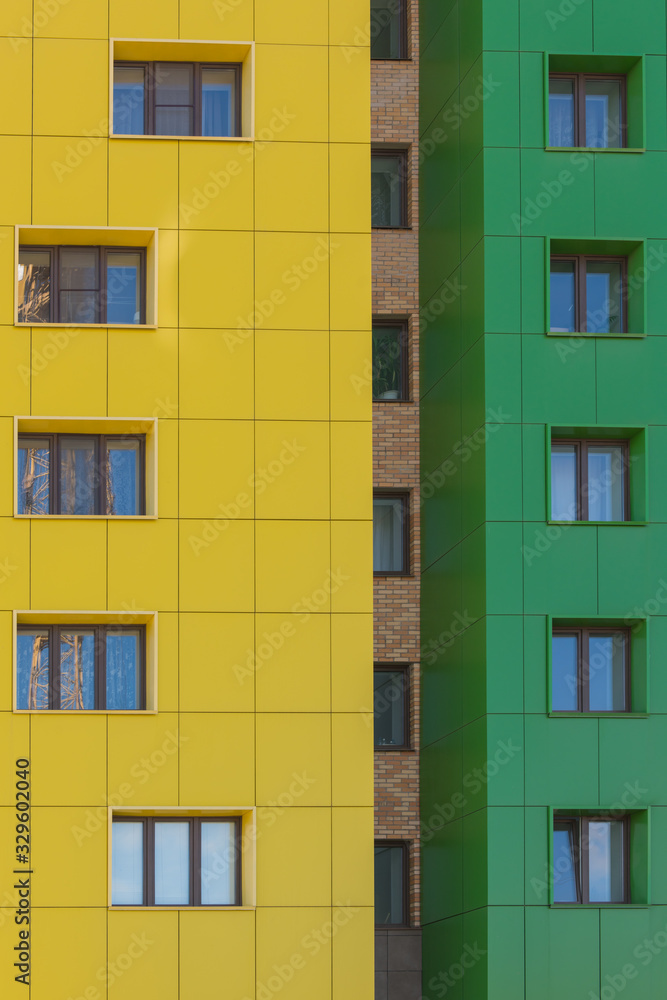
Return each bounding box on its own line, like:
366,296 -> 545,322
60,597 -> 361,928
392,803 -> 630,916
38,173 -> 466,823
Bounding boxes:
0,137 -> 31,225
255,613 -> 330,712
0,40 -> 31,135
179,230 -> 254,328
255,520 -> 330,612
0,712 -> 29,793
0,0 -> 31,35
31,520 -> 107,609
157,611 -> 179,710
330,46 -> 370,143
255,421 -> 330,520
257,807 -> 331,905
108,330 -> 178,416
108,519 -> 179,610
330,143 -> 371,232
332,906 -> 376,998
0,611 -> 12,709
179,329 -> 254,419
158,228 -> 179,328
255,331 -> 329,420
331,422 -> 373,519
331,613 -> 374,714
255,45 -> 328,142
107,910 -> 179,999
255,0 -> 328,44
34,39 -> 108,137
330,0 -> 372,45
0,519 -> 29,610
330,234 -> 373,330
34,0 -> 108,38
255,142 -> 328,231
180,911 -> 255,997
109,0 -> 179,37
0,230 -> 18,326
107,714 -> 180,806
0,418 -> 12,516
109,140 -> 179,229
179,0 -> 253,40
179,419 -> 254,519
0,330 -> 30,416
330,331 -> 372,421
158,419 -> 179,519
179,142 -> 254,231
32,806 -> 107,906
32,137 -> 108,226
256,713 -> 331,806
31,329 -> 107,415
31,714 -> 106,805
179,712 -> 254,804
31,908 -> 107,1000
255,232 -> 330,330
332,714 -> 374,806
332,807 -> 374,904
178,612 -> 255,712
331,522 -> 373,613
179,520 -> 254,612
256,907 -> 332,1000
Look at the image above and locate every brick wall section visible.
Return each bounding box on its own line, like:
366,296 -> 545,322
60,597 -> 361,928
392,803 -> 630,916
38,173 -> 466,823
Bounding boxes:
372,0 -> 422,927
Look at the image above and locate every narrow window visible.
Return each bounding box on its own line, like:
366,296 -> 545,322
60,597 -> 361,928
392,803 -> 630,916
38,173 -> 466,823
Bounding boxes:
370,0 -> 406,60
373,493 -> 408,574
552,627 -> 629,712
372,322 -> 407,400
113,65 -> 146,135
550,255 -> 626,334
553,815 -> 629,903
374,667 -> 409,748
549,74 -> 626,148
371,151 -> 407,227
550,439 -> 628,521
375,841 -> 408,925
17,250 -> 51,323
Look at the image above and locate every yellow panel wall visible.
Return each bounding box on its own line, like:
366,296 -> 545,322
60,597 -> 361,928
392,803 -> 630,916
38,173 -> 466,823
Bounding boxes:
0,1 -> 372,997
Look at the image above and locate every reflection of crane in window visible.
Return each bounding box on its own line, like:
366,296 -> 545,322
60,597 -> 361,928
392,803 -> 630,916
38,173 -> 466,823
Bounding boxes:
60,633 -> 87,711
21,444 -> 50,514
27,634 -> 49,709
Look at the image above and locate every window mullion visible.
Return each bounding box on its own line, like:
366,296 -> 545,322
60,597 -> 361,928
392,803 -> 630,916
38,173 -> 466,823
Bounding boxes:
96,625 -> 104,711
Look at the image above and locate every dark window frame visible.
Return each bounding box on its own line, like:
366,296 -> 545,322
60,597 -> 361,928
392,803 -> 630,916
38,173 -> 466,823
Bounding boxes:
18,245 -> 147,325
373,663 -> 411,750
17,623 -> 146,711
113,61 -> 243,138
551,437 -> 630,521
374,839 -> 410,926
371,148 -> 409,229
553,814 -> 631,904
18,432 -> 146,516
552,626 -> 631,713
370,0 -> 408,61
113,815 -> 243,907
550,254 -> 628,334
549,72 -> 627,148
372,319 -> 409,401
373,490 -> 410,577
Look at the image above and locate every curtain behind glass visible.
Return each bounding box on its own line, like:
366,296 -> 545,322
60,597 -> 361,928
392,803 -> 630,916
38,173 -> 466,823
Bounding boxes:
59,437 -> 97,515
113,66 -> 145,135
586,260 -> 622,334
202,68 -> 235,136
106,630 -> 140,710
587,444 -> 625,520
106,253 -> 141,325
549,80 -> 575,146
588,820 -> 624,902
585,80 -> 622,148
112,822 -> 144,904
373,497 -> 404,571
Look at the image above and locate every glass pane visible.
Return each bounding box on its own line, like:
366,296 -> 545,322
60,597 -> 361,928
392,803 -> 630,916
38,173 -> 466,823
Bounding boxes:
155,106 -> 193,136
551,443 -> 577,520
588,633 -> 627,711
588,820 -> 624,902
553,822 -> 579,902
155,821 -> 190,905
200,821 -> 236,904
202,67 -> 236,136
374,845 -> 405,924
18,250 -> 51,323
372,325 -> 404,399
586,260 -> 623,333
17,631 -> 49,710
587,444 -> 625,521
18,437 -> 51,514
373,497 -> 405,572
552,634 -> 579,711
550,259 -> 576,332
60,248 -> 98,290
549,78 -> 575,146
112,822 -> 144,905
106,253 -> 141,325
371,155 -> 403,227
113,65 -> 145,135
586,79 -> 622,148
155,63 -> 193,105
374,670 -> 406,746
106,630 -> 141,711
59,290 -> 98,324
59,630 -> 95,710
106,438 -> 141,515
370,0 -> 402,59
59,436 -> 97,515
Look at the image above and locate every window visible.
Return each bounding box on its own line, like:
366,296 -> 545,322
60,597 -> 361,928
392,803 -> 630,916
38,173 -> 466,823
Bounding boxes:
551,439 -> 628,521
373,493 -> 408,574
553,815 -> 629,903
374,667 -> 409,748
375,841 -> 408,924
550,255 -> 626,334
549,74 -> 626,148
370,0 -> 407,59
372,322 -> 407,400
552,627 -> 630,712
18,433 -> 145,516
18,246 -> 146,325
113,62 -> 241,138
17,624 -> 145,711
371,151 -> 407,228
112,817 -> 241,906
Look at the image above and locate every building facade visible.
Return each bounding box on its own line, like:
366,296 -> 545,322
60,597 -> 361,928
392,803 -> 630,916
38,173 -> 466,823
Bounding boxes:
0,3 -> 374,998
